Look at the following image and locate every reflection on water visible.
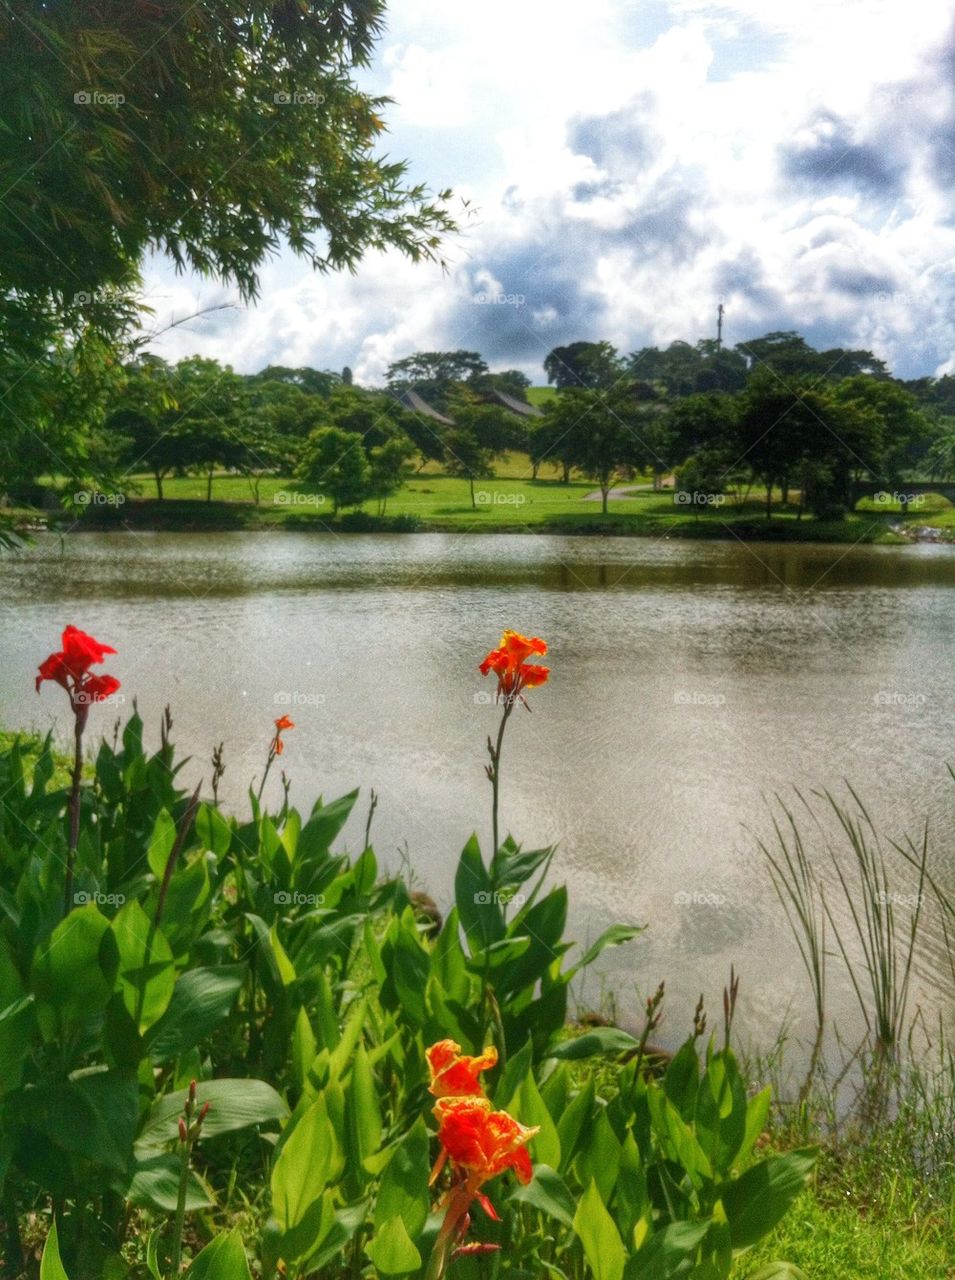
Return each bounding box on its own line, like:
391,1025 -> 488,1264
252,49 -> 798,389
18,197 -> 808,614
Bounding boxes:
3,532 -> 953,1050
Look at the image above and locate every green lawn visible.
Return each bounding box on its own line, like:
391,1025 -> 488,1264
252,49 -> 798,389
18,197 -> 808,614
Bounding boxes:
18,457 -> 955,543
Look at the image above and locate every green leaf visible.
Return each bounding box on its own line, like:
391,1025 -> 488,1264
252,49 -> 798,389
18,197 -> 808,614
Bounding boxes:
196,804 -> 233,856
147,808 -> 177,880
374,1118 -> 430,1239
512,1070 -> 560,1168
549,1028 -> 639,1060
624,1220 -> 710,1280
695,1051 -> 748,1176
663,1039 -> 700,1121
573,1180 -> 625,1280
721,1149 -> 817,1249
31,1070 -> 138,1175
298,791 -> 359,862
146,1227 -> 163,1280
40,1220 -> 69,1280
454,835 -> 505,953
489,842 -> 553,894
183,1230 -> 253,1280
0,996 -> 35,1096
271,1092 -> 344,1233
111,900 -> 175,1033
511,1163 -> 575,1228
366,1216 -> 422,1275
31,904 -> 119,1024
121,1154 -> 214,1212
144,965 -> 244,1063
573,924 -> 643,972
346,1042 -> 382,1171
136,1079 -> 288,1153
739,1087 -> 772,1167
292,1006 -> 317,1092
647,1089 -> 712,1189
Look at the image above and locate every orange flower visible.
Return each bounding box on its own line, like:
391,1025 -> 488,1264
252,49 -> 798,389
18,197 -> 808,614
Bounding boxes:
426,1039 -> 498,1099
479,630 -> 549,702
431,1096 -> 539,1219
271,715 -> 294,755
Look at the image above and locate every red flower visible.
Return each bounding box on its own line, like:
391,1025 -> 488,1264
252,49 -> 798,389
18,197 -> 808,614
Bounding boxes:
431,1096 -> 538,1219
36,626 -> 120,715
271,715 -> 295,755
427,1039 -> 498,1099
479,630 -> 549,703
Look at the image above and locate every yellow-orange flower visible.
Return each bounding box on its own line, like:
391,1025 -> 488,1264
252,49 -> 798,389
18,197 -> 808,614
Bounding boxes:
426,1039 -> 498,1098
479,630 -> 549,701
431,1096 -> 539,1217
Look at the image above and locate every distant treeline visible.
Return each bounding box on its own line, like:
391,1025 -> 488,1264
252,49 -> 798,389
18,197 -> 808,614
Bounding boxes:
6,332 -> 955,519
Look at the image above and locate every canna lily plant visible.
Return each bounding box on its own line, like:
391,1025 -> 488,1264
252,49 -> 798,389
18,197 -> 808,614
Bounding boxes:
425,1039 -> 539,1279
257,713 -> 295,801
479,630 -> 549,854
35,624 -> 120,914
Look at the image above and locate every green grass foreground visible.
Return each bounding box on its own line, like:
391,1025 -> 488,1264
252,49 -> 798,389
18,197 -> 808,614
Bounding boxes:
34,458 -> 955,543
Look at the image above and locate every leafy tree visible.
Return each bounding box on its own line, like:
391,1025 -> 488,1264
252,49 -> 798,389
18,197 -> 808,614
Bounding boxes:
486,369 -> 532,400
250,366 -> 341,397
829,376 -> 931,493
109,356 -> 183,500
544,341 -> 621,389
734,331 -> 826,380
167,358 -> 248,501
0,2 -> 455,306
236,422 -> 292,505
556,388 -> 648,512
342,366 -> 354,386
443,429 -> 495,509
297,426 -> 370,514
368,436 -> 416,514
386,351 -> 489,411
446,389 -> 514,455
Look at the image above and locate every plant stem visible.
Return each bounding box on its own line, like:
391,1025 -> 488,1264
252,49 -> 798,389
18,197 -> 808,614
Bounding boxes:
63,715 -> 84,915
171,1145 -> 190,1274
489,700 -> 513,856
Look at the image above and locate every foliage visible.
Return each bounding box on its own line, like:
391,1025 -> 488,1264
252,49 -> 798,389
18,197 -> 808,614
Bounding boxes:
0,708 -> 813,1278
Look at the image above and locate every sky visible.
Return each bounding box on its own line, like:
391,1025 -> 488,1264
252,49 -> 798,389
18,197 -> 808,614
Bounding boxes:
143,1 -> 955,385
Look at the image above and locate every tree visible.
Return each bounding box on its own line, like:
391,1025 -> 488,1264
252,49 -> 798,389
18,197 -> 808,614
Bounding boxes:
829,376 -> 931,500
557,388 -> 647,513
297,427 -> 370,514
0,3 -> 455,307
386,351 -> 489,411
446,389 -> 513,455
734,332 -> 826,380
544,341 -> 621,389
168,358 -> 247,502
443,430 -> 495,510
342,366 -> 354,386
368,436 -> 416,514
110,356 -> 182,500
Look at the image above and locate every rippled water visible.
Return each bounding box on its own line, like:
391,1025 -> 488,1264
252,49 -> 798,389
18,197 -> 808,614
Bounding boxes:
3,532 -> 953,1051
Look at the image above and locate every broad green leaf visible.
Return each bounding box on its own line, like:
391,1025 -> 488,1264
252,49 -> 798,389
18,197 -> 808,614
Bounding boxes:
511,1163 -> 575,1228
183,1230 -> 253,1280
195,803 -> 233,856
40,1220 -> 69,1280
31,904 -> 119,1024
0,996 -> 35,1096
271,1092 -> 344,1232
454,836 -> 505,953
739,1087 -> 772,1166
512,1070 -> 560,1168
624,1220 -> 711,1280
695,1050 -> 748,1176
647,1088 -> 712,1188
111,900 -> 175,1033
556,1077 -> 595,1172
298,791 -> 359,861
550,1028 -> 639,1060
121,1154 -> 214,1212
664,1038 -> 700,1121
721,1149 -> 817,1249
137,1079 -> 288,1153
147,808 -> 177,881
346,1042 -> 382,1171
573,1180 -> 625,1280
366,1216 -> 421,1275
374,1118 -> 430,1238
292,1006 -> 317,1092
32,1070 -> 138,1175
144,965 -> 244,1063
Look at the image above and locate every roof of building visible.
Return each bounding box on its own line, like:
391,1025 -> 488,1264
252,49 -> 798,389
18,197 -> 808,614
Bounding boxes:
391,388 -> 456,426
487,388 -> 544,418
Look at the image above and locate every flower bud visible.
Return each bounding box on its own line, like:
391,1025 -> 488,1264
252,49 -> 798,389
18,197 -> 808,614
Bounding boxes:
178,1117 -> 188,1143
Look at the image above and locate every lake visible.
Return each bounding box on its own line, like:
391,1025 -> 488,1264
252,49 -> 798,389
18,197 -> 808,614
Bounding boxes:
3,531 -> 954,1058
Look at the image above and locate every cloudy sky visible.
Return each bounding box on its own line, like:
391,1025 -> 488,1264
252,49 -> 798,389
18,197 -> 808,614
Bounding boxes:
143,0 -> 955,384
